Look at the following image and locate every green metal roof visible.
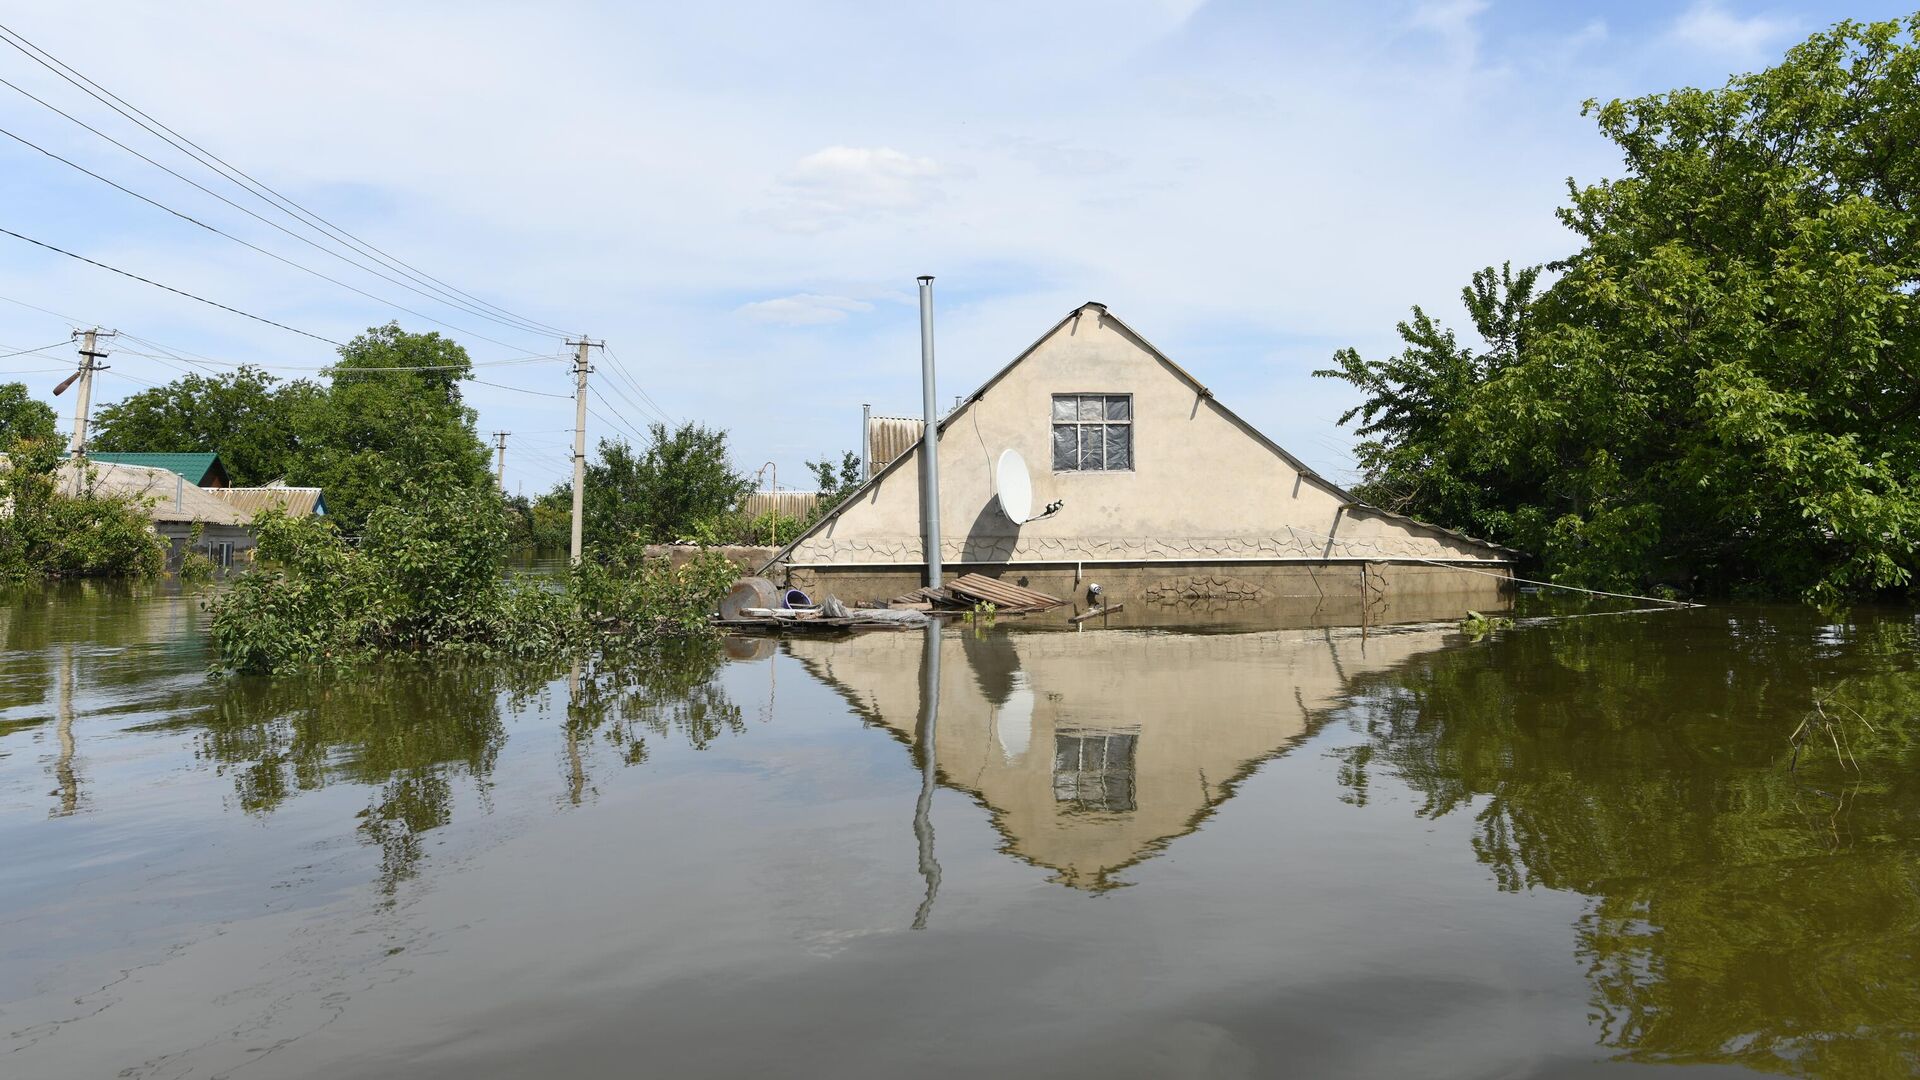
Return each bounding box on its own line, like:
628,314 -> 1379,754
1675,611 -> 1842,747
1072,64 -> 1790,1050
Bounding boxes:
87,452 -> 225,484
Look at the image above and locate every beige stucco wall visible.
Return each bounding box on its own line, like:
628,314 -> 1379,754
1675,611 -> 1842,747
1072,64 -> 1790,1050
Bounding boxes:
787,304 -> 1510,570
786,623 -> 1460,889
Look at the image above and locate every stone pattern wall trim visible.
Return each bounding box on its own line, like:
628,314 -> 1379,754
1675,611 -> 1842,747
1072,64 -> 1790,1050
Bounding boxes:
787,531 -> 1508,565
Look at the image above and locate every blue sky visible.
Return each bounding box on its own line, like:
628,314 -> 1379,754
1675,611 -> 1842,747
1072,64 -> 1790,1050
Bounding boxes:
0,1 -> 1906,496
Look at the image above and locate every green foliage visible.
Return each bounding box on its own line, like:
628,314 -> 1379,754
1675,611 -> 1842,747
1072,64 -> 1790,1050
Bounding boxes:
570,423 -> 752,547
805,450 -> 864,518
1336,607 -> 1920,1077
207,482 -> 738,674
284,324 -> 495,532
569,545 -> 739,639
0,441 -> 166,582
91,366 -> 316,486
208,483 -> 559,672
1319,17 -> 1920,602
0,382 -> 58,446
176,525 -> 216,587
1458,609 -> 1513,638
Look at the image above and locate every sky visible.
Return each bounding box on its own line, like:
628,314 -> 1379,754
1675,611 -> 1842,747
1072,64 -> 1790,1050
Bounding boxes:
0,0 -> 1906,497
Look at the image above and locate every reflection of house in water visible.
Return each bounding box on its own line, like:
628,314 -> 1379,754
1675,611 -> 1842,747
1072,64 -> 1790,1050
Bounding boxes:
787,623 -> 1459,890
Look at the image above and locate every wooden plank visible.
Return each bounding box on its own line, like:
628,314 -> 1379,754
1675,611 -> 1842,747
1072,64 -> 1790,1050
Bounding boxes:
1069,602 -> 1124,624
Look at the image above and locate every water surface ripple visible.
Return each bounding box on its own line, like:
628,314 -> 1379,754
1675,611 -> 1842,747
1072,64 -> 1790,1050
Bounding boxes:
3,584 -> 1916,1078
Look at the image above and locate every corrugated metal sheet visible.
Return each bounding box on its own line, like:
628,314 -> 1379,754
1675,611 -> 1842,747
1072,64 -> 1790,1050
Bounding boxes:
87,452 -> 227,487
211,486 -> 326,518
865,415 -> 922,474
741,490 -> 821,520
51,459 -> 248,525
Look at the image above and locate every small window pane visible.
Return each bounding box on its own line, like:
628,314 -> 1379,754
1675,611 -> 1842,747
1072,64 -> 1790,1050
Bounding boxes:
1104,425 -> 1131,469
1052,396 -> 1076,422
1052,425 -> 1076,470
1105,396 -> 1130,421
1077,396 -> 1104,422
1081,424 -> 1103,470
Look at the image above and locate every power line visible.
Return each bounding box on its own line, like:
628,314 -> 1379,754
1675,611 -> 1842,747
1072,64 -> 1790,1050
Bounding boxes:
0,224 -> 342,345
0,122 -> 562,351
0,21 -> 568,337
0,75 -> 552,347
470,377 -> 574,399
0,338 -> 70,358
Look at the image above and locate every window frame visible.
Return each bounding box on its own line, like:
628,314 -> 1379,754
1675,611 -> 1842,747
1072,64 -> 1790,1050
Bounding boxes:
1050,392 -> 1135,474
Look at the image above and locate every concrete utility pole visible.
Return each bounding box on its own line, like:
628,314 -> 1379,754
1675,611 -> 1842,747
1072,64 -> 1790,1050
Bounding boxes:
917,276 -> 942,588
59,328 -> 113,457
566,337 -> 602,565
492,431 -> 510,491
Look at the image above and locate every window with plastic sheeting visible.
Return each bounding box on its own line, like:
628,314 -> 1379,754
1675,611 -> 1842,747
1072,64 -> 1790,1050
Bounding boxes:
1050,394 -> 1132,471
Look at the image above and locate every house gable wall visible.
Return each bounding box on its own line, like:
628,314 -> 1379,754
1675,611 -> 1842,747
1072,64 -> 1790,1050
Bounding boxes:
789,307 -> 1509,568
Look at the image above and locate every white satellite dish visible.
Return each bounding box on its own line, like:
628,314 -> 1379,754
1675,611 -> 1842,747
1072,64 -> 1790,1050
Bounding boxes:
994,448 -> 1033,525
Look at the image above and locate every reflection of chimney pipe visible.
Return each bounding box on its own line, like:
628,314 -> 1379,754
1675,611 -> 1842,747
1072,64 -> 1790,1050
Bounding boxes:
917,276 -> 942,588
912,618 -> 942,929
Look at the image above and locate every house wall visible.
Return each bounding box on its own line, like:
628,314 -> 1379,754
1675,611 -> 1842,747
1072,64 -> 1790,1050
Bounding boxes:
785,306 -> 1510,576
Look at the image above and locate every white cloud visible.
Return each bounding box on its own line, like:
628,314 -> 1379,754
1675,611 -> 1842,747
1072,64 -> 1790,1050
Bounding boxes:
1409,0 -> 1490,63
736,293 -> 875,326
763,147 -> 944,232
1670,2 -> 1796,58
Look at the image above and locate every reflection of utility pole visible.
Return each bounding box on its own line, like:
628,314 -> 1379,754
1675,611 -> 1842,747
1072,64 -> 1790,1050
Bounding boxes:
912,619 -> 942,929
52,644 -> 78,816
566,337 -> 603,565
55,327 -> 114,459
566,657 -> 587,805
492,431 -> 510,491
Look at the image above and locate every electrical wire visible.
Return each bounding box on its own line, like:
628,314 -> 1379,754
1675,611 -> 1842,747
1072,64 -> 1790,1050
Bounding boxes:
0,24 -> 568,336
0,338 -> 70,358
0,122 -> 560,351
0,224 -> 342,345
0,75 -> 552,347
470,378 -> 573,398
0,21 -> 570,338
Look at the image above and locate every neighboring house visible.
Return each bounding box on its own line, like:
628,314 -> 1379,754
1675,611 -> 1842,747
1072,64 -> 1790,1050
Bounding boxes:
210,484 -> 327,519
87,452 -> 230,489
60,458 -> 253,565
767,301 -> 1519,610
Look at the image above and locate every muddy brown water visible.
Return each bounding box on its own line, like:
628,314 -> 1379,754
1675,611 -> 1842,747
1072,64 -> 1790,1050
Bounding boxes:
3,583 -> 1917,1078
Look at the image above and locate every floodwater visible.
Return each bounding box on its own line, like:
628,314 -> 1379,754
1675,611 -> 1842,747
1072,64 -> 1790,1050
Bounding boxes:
3,585 -> 1917,1079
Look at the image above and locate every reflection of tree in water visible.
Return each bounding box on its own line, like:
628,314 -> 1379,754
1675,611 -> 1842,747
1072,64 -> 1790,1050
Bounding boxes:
1334,610 -> 1920,1078
167,664 -> 543,894
564,641 -> 742,785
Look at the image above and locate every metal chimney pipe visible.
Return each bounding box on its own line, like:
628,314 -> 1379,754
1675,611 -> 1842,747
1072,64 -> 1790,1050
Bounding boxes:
917,276 -> 942,588
861,403 -> 872,480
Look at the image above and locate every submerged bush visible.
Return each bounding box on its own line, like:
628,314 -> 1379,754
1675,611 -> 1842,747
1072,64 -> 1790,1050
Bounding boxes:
207,480 -> 736,674
0,440 -> 166,582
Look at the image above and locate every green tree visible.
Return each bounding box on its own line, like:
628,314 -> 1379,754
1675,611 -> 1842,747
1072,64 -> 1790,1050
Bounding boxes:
284,324 -> 496,532
1320,16 -> 1920,601
577,423 -> 751,546
0,381 -> 58,447
90,366 -> 316,485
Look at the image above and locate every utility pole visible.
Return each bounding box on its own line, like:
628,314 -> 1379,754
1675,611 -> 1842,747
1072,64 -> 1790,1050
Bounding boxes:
492,431 -> 510,491
56,328 -> 113,457
566,337 -> 603,565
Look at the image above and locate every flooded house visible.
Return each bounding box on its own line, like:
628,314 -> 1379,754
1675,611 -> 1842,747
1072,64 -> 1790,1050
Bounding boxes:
764,302 -> 1517,616
87,451 -> 231,489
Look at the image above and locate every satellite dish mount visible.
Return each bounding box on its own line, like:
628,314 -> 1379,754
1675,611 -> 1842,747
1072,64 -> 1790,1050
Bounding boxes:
995,449 -> 1062,525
